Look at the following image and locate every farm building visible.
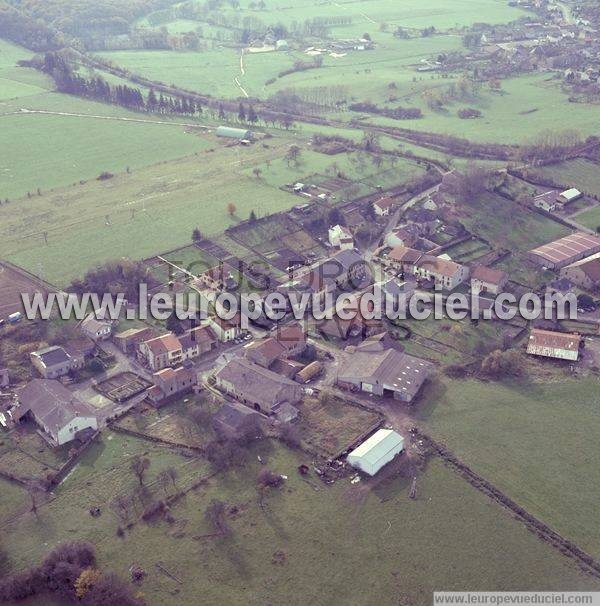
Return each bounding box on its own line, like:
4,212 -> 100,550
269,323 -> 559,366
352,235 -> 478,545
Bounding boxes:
213,401 -> 263,439
214,357 -> 303,415
295,361 -> 322,383
560,252 -> 600,291
216,126 -> 254,140
337,348 -> 434,402
13,380 -> 98,446
526,329 -> 583,361
471,266 -> 509,295
30,346 -> 72,379
528,233 -> 600,270
557,188 -> 583,207
245,337 -> 286,368
347,428 -> 404,476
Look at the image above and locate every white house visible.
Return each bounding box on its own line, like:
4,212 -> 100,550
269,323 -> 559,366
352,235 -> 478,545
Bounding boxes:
209,315 -> 242,342
347,429 -> 405,476
328,224 -> 354,250
414,255 -> 470,290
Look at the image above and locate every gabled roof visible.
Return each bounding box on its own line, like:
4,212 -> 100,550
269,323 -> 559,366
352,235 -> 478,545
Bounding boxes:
215,358 -> 302,410
143,333 -> 182,356
214,401 -> 261,431
374,196 -> 396,210
563,252 -> 600,282
31,346 -> 71,368
348,429 -> 404,465
179,325 -> 217,350
472,265 -> 508,285
529,233 -> 600,266
388,246 -> 423,265
527,329 -> 582,353
246,337 -> 286,364
274,322 -> 306,351
417,255 -> 463,278
17,380 -> 97,432
338,349 -> 434,400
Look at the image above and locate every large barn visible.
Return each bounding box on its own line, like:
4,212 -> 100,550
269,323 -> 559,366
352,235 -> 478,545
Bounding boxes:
528,233 -> 600,270
347,429 -> 405,476
526,329 -> 582,361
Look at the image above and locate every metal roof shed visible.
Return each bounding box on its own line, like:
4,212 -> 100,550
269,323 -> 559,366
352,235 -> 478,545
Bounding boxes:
216,126 -> 254,140
347,428 -> 404,476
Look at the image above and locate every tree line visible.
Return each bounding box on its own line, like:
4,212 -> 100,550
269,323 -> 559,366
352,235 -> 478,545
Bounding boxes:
38,51 -> 205,115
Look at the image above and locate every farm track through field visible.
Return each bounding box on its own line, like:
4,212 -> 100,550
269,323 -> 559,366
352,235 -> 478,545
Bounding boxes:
418,430 -> 600,579
2,108 -> 210,129
77,51 -> 522,161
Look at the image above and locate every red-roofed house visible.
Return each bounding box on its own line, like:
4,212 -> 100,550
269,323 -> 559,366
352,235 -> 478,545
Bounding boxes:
139,334 -> 183,371
373,196 -> 397,217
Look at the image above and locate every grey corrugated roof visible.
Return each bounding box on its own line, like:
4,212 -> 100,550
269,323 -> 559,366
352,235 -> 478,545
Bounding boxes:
32,346 -> 71,368
337,349 -> 434,400
215,358 -> 302,410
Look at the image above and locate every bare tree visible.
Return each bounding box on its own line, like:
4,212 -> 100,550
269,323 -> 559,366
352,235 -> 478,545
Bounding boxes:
130,455 -> 150,486
166,466 -> 178,488
205,499 -> 230,536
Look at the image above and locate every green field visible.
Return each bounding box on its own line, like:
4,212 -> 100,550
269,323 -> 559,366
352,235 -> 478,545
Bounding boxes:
415,374 -> 600,558
538,158 -> 600,198
576,206 -> 600,231
2,434 -> 598,606
0,92 -> 216,201
141,0 -> 528,39
0,136 -> 306,286
370,74 -> 600,144
0,38 -> 53,102
99,47 -> 297,99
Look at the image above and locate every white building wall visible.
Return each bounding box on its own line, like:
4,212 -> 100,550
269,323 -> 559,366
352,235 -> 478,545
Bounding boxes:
56,416 -> 98,446
347,438 -> 404,476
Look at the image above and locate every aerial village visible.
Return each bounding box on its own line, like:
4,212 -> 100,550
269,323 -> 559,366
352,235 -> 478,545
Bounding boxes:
1,146 -> 599,490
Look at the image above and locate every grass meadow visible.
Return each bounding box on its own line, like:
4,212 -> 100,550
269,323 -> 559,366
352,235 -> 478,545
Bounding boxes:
0,93 -> 215,201
0,38 -> 53,102
577,206 -> 600,231
372,74 -> 600,144
0,135 -> 306,286
538,159 -> 600,198
1,433 -> 598,606
414,373 -> 600,558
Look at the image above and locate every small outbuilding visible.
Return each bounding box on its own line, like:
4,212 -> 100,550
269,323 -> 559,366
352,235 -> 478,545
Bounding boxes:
557,188 -> 582,207
347,428 -> 404,476
216,126 -> 254,140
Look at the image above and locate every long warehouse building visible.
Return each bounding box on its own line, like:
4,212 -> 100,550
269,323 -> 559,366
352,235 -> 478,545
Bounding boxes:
528,232 -> 600,270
